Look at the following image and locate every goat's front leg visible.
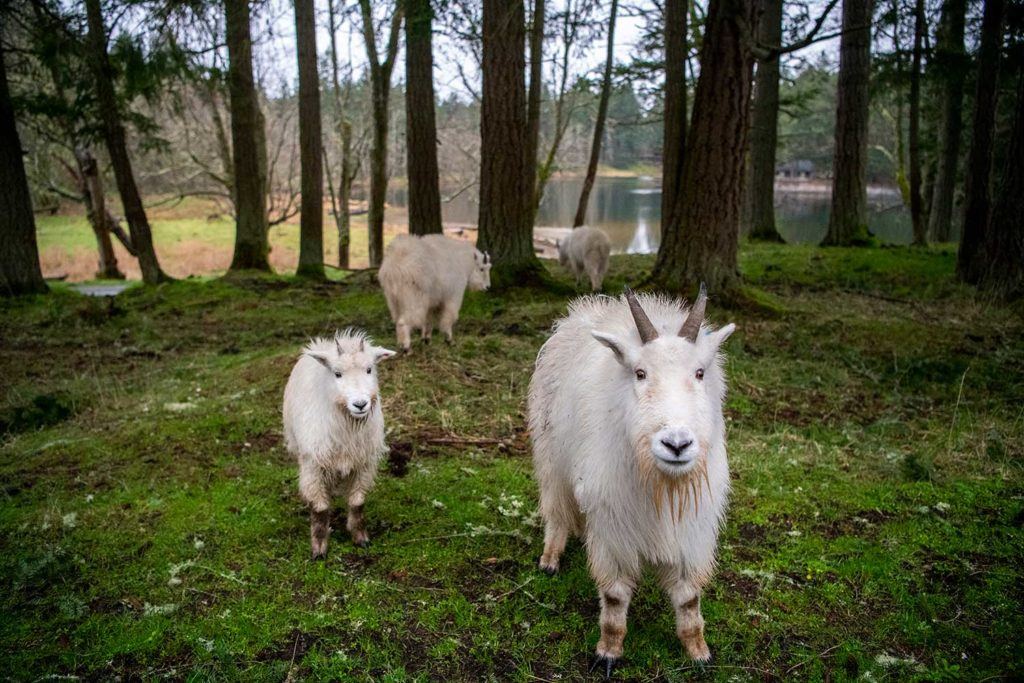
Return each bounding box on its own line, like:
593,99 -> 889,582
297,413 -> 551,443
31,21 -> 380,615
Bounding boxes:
588,553 -> 638,678
300,462 -> 332,560
658,565 -> 712,662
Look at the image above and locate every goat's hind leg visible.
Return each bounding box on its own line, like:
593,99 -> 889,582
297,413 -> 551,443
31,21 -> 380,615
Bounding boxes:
537,478 -> 578,574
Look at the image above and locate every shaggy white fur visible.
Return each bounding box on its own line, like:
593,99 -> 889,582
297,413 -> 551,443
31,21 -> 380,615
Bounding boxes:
378,234 -> 491,352
282,329 -> 395,558
557,226 -> 611,291
528,290 -> 735,667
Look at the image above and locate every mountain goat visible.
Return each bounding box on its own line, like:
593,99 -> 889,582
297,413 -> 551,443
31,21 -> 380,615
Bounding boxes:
557,226 -> 611,291
378,234 -> 491,353
528,286 -> 735,676
283,329 -> 396,559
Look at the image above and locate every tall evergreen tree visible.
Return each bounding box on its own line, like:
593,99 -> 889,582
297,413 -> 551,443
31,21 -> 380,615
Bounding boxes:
650,0 -> 759,293
294,0 -> 325,277
405,0 -> 443,236
745,0 -> 785,242
927,0 -> 968,242
958,0 -> 1005,283
225,0 -> 271,271
478,0 -> 543,286
0,45 -> 47,297
823,0 -> 873,246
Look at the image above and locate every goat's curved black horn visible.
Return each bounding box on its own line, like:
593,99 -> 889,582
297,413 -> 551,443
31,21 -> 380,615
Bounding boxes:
624,286 -> 659,344
679,283 -> 707,342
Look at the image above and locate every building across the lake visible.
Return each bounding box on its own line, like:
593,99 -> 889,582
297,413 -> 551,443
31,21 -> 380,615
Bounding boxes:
776,159 -> 816,180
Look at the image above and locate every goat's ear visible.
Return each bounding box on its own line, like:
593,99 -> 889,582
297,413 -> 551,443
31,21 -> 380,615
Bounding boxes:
703,323 -> 736,351
372,347 -> 398,363
591,330 -> 635,367
306,352 -> 332,369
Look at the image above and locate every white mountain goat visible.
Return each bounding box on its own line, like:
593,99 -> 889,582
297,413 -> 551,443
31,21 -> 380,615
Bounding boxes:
557,226 -> 611,291
377,234 -> 491,353
528,286 -> 735,676
282,329 -> 396,559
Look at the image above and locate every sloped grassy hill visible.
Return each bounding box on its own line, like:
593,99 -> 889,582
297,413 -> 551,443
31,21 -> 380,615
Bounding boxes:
1,246 -> 1022,680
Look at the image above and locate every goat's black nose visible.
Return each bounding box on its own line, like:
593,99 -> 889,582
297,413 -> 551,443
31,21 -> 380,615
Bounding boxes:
353,400 -> 368,410
660,438 -> 693,457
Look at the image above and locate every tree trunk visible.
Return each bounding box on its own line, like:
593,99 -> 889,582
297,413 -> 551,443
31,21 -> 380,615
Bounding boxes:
294,0 -> 325,278
660,0 -> 687,234
823,0 -> 873,246
84,0 -> 168,283
572,0 -> 618,228
224,0 -> 270,271
358,0 -> 402,267
650,0 -> 758,293
479,0 -> 542,286
957,0 -> 1005,283
745,0 -> 784,242
908,0 -> 927,245
927,0 -> 968,243
405,0 -> 443,236
0,46 -> 47,297
75,148 -> 124,279
978,69 -> 1024,300
525,0 -> 545,224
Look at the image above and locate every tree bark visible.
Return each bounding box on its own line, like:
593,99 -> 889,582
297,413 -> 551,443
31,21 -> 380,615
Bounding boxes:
74,148 -> 124,279
359,0 -> 402,267
650,0 -> 758,293
745,0 -> 784,242
572,0 -> 618,228
0,46 -> 47,297
84,0 -> 168,283
525,0 -> 545,224
479,0 -> 543,286
224,0 -> 270,271
908,0 -> 927,245
927,0 -> 968,243
660,0 -> 687,235
823,0 -> 873,246
957,0 -> 1005,283
405,0 -> 443,236
294,0 -> 325,278
978,69 -> 1024,300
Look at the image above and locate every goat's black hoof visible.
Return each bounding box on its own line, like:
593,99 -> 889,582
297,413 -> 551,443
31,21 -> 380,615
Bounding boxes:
311,550 -> 327,561
541,565 -> 557,576
589,655 -> 619,680
356,539 -> 371,549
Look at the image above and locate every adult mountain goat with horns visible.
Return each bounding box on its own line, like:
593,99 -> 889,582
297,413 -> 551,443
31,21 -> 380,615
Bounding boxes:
528,286 -> 736,676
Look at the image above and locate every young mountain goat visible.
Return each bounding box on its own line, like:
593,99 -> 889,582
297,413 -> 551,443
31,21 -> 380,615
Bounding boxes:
378,234 -> 491,353
528,287 -> 735,676
557,226 -> 611,291
283,329 -> 396,559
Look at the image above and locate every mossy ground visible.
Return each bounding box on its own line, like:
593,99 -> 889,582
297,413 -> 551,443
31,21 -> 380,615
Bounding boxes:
1,245 -> 1022,681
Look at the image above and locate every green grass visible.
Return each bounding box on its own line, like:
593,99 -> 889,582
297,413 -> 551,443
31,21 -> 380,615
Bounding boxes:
1,245 -> 1022,681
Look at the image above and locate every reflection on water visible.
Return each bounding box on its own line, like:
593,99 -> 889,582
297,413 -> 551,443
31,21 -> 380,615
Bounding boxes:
390,176 -> 913,254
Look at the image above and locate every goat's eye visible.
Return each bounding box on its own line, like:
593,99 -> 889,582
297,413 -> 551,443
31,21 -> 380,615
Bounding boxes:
334,371 -> 342,378
366,367 -> 372,374
695,368 -> 705,381
635,369 -> 647,381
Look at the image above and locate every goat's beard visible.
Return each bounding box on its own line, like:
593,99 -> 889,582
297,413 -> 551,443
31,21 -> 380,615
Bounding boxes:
635,435 -> 712,523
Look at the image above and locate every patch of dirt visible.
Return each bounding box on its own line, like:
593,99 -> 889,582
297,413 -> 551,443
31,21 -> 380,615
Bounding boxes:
388,441 -> 412,477
816,509 -> 896,540
255,628 -> 320,663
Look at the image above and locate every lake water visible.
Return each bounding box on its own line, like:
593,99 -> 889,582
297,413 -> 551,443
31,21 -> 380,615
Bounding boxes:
393,176 -> 913,253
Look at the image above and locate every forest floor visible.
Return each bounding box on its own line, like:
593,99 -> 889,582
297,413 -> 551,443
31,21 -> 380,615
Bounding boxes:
1,246 -> 1022,681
